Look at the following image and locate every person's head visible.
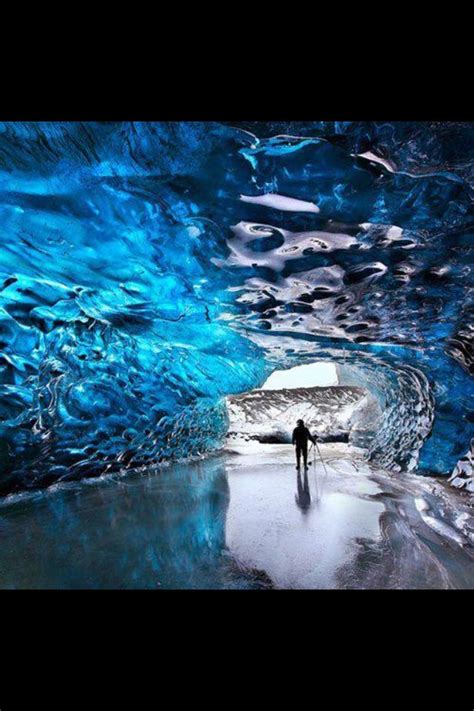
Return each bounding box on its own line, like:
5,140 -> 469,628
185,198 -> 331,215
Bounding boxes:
297,419 -> 304,427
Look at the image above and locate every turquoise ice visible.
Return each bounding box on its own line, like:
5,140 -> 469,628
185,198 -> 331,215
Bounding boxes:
0,122 -> 472,493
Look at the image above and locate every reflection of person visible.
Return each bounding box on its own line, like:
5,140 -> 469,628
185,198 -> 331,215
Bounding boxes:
295,468 -> 311,511
292,419 -> 316,470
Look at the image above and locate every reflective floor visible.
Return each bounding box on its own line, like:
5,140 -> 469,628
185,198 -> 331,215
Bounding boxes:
0,456 -> 265,589
0,444 -> 473,589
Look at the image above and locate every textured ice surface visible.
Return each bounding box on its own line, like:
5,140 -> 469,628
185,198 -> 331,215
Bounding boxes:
449,439 -> 474,493
0,121 -> 472,492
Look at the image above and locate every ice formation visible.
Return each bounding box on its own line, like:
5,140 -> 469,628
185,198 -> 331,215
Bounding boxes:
0,121 -> 472,493
226,386 -> 379,445
449,439 -> 474,494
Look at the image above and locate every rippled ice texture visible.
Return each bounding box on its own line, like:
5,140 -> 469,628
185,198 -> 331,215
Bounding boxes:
0,122 -> 472,493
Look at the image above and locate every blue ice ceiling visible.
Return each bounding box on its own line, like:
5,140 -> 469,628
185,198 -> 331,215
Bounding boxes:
0,121 -> 472,493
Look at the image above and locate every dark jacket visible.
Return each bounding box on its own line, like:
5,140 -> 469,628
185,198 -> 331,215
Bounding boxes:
292,426 -> 316,447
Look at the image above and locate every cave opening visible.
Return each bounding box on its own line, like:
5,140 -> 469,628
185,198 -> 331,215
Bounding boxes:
225,360 -> 382,454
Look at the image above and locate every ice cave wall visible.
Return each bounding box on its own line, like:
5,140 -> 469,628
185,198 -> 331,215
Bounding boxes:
0,121 -> 472,493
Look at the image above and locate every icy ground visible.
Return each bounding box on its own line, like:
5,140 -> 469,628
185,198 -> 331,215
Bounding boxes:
0,443 -> 472,589
224,443 -> 474,588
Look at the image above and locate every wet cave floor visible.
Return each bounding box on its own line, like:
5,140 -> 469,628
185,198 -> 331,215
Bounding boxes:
0,443 -> 473,589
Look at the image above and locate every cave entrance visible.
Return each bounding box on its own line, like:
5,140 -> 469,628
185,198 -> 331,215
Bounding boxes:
262,362 -> 338,389
226,361 -> 382,451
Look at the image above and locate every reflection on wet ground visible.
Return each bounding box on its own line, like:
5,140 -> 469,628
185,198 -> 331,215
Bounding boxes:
0,443 -> 472,589
295,469 -> 312,512
0,457 -> 269,589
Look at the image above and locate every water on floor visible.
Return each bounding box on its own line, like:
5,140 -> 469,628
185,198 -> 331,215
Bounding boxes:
0,443 -> 472,589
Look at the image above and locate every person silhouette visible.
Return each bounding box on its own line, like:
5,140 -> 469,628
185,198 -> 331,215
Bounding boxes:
295,467 -> 311,512
292,419 -> 316,470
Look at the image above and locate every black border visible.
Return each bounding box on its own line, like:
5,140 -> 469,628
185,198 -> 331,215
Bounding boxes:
2,52 -> 472,122
0,58 -> 472,709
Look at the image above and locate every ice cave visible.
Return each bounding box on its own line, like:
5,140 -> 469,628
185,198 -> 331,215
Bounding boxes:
0,121 -> 472,588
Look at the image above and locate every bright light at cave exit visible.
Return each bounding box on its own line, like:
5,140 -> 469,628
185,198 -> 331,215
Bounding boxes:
262,362 -> 338,390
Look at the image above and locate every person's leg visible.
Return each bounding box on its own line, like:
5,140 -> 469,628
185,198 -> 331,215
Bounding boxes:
303,443 -> 308,468
296,445 -> 301,469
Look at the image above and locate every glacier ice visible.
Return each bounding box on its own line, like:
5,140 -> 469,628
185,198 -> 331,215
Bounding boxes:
226,386 -> 379,445
449,439 -> 474,493
0,121 -> 472,493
